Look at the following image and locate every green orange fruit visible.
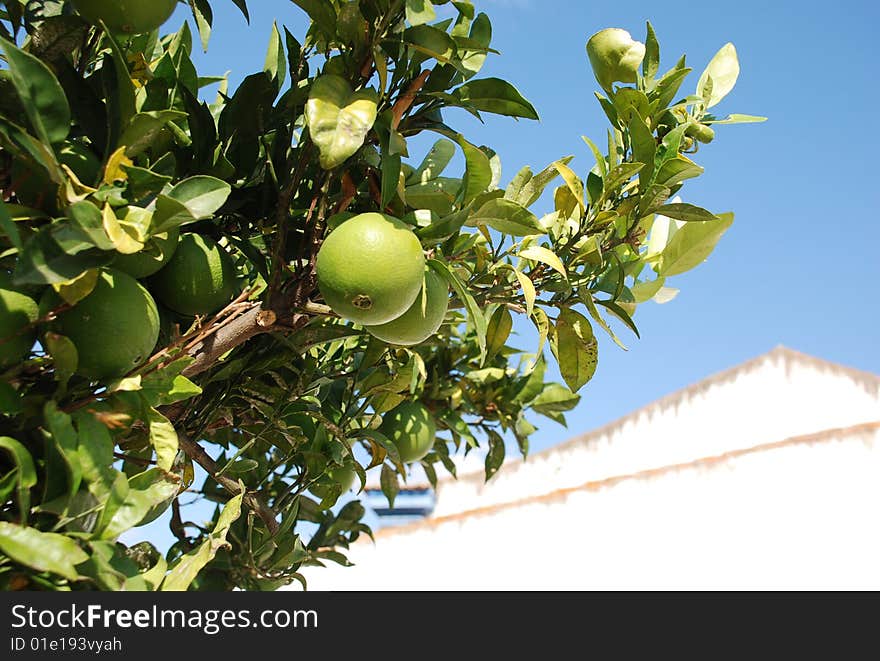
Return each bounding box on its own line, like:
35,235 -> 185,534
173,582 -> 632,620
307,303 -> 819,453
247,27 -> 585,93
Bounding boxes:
379,401 -> 436,463
365,269 -> 448,345
0,273 -> 38,367
310,463 -> 358,501
71,0 -> 179,34
50,268 -> 159,380
586,28 -> 646,91
316,212 -> 425,325
113,225 -> 180,279
149,233 -> 238,316
686,122 -> 716,144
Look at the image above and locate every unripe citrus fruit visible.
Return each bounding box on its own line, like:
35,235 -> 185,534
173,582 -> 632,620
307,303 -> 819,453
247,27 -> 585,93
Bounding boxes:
71,0 -> 178,34
58,141 -> 101,185
365,269 -> 448,345
0,273 -> 38,367
50,268 -> 159,380
316,212 -> 425,325
149,233 -> 238,316
686,122 -> 716,144
379,400 -> 436,463
311,463 -> 358,500
586,28 -> 646,91
113,226 -> 180,279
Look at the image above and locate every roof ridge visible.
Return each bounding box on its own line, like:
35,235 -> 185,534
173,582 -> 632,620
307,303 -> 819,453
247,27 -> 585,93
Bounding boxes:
443,346 -> 880,486
375,421 -> 880,539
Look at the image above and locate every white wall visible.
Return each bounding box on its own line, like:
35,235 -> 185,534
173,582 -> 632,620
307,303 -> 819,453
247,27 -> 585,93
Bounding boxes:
304,425 -> 880,590
432,350 -> 880,518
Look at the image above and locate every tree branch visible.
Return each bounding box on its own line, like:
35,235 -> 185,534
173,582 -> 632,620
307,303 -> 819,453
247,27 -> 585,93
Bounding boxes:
177,432 -> 280,535
180,306 -> 267,378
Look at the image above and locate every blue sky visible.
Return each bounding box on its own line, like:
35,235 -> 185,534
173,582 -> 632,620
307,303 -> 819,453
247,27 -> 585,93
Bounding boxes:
177,0 -> 879,455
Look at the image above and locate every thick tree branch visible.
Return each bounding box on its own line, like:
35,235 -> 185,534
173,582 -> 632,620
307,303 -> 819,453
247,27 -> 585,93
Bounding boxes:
180,306 -> 267,378
177,432 -> 280,535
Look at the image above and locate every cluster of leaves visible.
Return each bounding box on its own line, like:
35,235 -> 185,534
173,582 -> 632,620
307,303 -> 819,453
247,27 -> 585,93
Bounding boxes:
0,0 -> 760,590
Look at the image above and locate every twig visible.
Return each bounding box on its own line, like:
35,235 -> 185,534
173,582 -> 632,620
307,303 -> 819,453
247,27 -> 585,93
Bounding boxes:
391,69 -> 432,130
177,432 -> 280,535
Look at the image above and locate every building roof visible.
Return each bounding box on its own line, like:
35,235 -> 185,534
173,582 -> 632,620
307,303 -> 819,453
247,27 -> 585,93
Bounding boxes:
434,346 -> 880,491
375,420 -> 880,538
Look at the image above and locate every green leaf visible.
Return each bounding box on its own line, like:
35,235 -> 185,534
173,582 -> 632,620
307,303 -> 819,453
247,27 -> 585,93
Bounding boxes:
530,383 -> 580,418
655,212 -> 734,277
531,307 -> 550,366
454,78 -> 538,120
429,259 -> 487,364
514,156 -> 571,208
43,332 -> 78,389
595,298 -> 640,338
264,21 -> 286,88
101,468 -> 180,539
643,22 -> 659,79
67,202 -> 114,250
470,198 -> 542,236
0,36 -> 70,145
73,412 -> 125,535
118,111 -> 188,158
654,155 -> 703,188
380,464 -> 399,508
630,277 -> 666,303
484,430 -> 505,482
306,74 -> 378,169
150,195 -> 195,234
416,206 -> 469,241
654,203 -> 719,222
580,136 -> 607,177
405,176 -> 460,215
628,113 -> 656,187
550,307 -> 598,391
459,12 -> 491,80
514,269 -> 536,318
0,200 -> 22,250
601,162 -> 644,200
519,245 -> 566,278
51,268 -> 98,306
162,491 -> 243,591
457,135 -> 492,205
102,204 -> 143,254
189,0 -> 213,51
0,437 -> 37,524
146,408 -> 179,472
101,31 -> 137,150
708,113 -> 767,125
697,43 -> 739,108
43,401 -> 82,501
578,289 -> 627,350
406,0 -> 436,26
485,305 -> 512,360
404,24 -> 456,64
0,522 -> 88,581
349,429 -> 402,470
409,138 -> 456,184
14,224 -> 112,285
167,176 -> 232,219
553,160 -> 585,212
289,0 -> 337,35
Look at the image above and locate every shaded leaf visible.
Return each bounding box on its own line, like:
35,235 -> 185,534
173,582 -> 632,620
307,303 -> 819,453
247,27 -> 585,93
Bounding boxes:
454,78 -> 538,120
162,492 -> 243,591
0,521 -> 88,581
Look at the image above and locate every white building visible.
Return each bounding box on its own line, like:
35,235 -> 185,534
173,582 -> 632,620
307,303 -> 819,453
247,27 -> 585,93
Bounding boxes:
301,347 -> 880,590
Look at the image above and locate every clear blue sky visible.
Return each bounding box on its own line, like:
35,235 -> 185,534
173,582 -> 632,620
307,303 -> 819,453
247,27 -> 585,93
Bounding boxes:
179,0 -> 879,453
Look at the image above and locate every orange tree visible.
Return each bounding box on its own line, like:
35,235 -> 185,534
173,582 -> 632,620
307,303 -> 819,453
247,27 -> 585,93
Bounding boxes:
0,1 -> 762,590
